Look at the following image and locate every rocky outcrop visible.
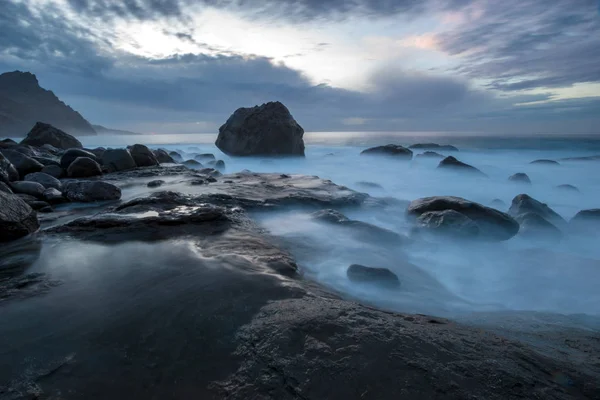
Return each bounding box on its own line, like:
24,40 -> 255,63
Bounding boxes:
347,264 -> 400,287
0,191 -> 39,242
129,144 -> 159,167
153,149 -> 175,164
24,172 -> 62,190
67,157 -> 103,178
409,143 -> 459,151
407,196 -> 519,241
102,149 -> 136,172
60,148 -> 98,169
361,144 -> 413,159
508,173 -> 531,184
438,156 -> 486,176
508,194 -> 565,227
0,152 -> 19,183
20,122 -> 83,149
216,101 -> 305,156
63,181 -> 121,202
0,149 -> 43,177
414,209 -> 480,239
0,71 -> 96,136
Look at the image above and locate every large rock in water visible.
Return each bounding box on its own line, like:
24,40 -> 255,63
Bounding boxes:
0,152 -> 19,183
63,181 -> 121,202
129,144 -> 159,167
67,157 -> 103,178
415,209 -> 480,239
20,122 -> 83,149
0,191 -> 39,242
361,144 -> 413,159
569,209 -> 600,233
438,156 -> 486,176
508,194 -> 565,227
216,101 -> 305,156
407,196 -> 519,241
102,149 -> 136,172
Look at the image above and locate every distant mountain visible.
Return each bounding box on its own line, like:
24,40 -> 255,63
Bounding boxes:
92,124 -> 143,135
0,71 -> 96,137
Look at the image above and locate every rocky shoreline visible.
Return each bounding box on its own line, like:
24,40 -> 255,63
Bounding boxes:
1,122 -> 600,399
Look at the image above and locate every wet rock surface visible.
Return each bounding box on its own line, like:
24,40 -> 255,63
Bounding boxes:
24,172 -> 62,190
0,191 -> 39,242
408,196 -> 519,240
415,209 -> 480,239
10,181 -> 45,198
62,181 -> 121,202
361,144 -> 413,159
216,101 -> 305,157
1,149 -> 44,177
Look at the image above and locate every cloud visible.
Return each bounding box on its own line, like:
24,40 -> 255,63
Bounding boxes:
437,0 -> 600,91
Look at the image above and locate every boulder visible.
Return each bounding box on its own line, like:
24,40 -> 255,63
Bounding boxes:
508,194 -> 565,227
508,173 -> 531,184
0,152 -> 19,182
24,172 -> 62,190
67,157 -> 103,178
153,148 -> 175,164
407,196 -> 519,241
40,143 -> 61,154
416,151 -> 444,159
216,101 -> 305,156
0,191 -> 40,242
570,209 -> 600,233
515,212 -> 562,242
183,159 -> 202,167
194,153 -> 216,162
1,149 -> 44,177
147,180 -> 165,188
20,122 -> 83,149
169,151 -> 183,162
415,210 -> 480,239
10,181 -> 45,198
207,159 -> 226,171
89,147 -> 106,160
42,188 -> 66,204
530,159 -> 559,165
11,145 -> 39,157
0,138 -> 17,148
41,164 -> 65,178
347,264 -> 400,287
102,149 -> 136,172
26,200 -> 53,213
63,181 -> 121,202
129,144 -> 159,167
361,144 -> 413,159
32,156 -> 60,166
556,184 -> 579,192
0,181 -> 13,194
409,143 -> 459,151
60,148 -> 98,169
438,156 -> 486,176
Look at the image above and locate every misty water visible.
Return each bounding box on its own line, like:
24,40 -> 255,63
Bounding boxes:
72,132 -> 600,321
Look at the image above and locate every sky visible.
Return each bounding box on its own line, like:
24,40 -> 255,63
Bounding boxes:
1,0 -> 599,134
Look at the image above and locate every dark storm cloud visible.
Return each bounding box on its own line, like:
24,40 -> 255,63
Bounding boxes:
438,0 -> 600,91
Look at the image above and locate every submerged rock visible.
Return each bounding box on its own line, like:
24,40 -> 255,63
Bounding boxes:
130,144 -> 159,167
438,156 -> 486,176
361,144 -> 413,159
20,122 -> 83,149
194,153 -> 216,162
311,209 -> 405,244
24,172 -> 62,190
63,181 -> 121,202
515,212 -> 562,242
356,181 -> 383,189
0,152 -> 19,183
216,101 -> 305,157
1,149 -> 44,177
102,149 -> 137,172
530,159 -> 559,165
60,148 -> 98,169
409,143 -> 459,151
0,191 -> 39,242
147,180 -> 166,188
169,151 -> 183,162
556,184 -> 579,192
67,156 -> 103,178
508,194 -> 566,227
347,264 -> 400,287
508,173 -> 531,184
415,209 -> 480,239
416,151 -> 444,159
407,196 -> 519,241
10,181 -> 45,198
183,159 -> 202,167
491,198 -> 506,208
570,209 -> 600,233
